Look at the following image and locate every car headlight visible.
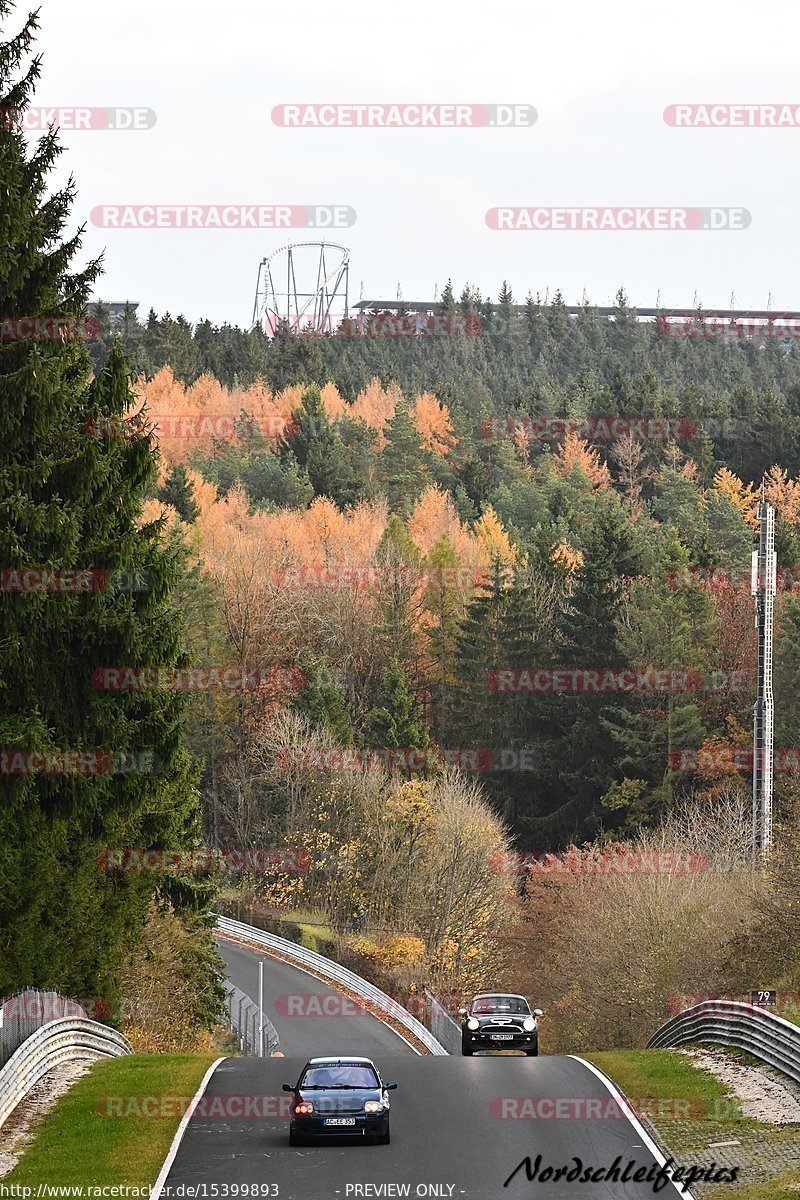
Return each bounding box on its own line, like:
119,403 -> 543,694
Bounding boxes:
522,1016 -> 537,1032
467,1017 -> 480,1031
294,1102 -> 313,1116
364,1100 -> 384,1114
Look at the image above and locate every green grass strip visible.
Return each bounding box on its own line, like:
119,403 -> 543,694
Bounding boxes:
6,1053 -> 218,1188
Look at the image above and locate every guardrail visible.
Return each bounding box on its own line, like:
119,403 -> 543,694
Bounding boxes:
215,915 -> 448,1055
0,1018 -> 132,1130
0,990 -> 94,1067
647,1000 -> 800,1085
222,980 -> 279,1056
423,988 -> 462,1055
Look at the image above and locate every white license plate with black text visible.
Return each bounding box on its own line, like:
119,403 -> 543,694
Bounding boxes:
490,1032 -> 514,1040
324,1117 -> 356,1126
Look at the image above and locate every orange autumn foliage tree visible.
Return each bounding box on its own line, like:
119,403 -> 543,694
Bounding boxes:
136,497 -> 179,530
193,485 -> 504,732
410,392 -> 457,456
185,372 -> 228,413
185,470 -> 219,514
712,467 -> 759,528
320,382 -> 347,422
349,378 -> 401,449
272,385 -> 304,418
551,433 -> 611,490
764,465 -> 800,528
552,540 -> 584,574
512,422 -> 533,472
133,368 -> 289,466
196,492 -> 390,588
136,370 -> 456,485
407,488 -> 473,560
194,491 -> 406,730
473,507 -> 518,574
258,497 -> 388,569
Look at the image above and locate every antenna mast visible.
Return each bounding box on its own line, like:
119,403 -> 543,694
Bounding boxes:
752,486 -> 776,861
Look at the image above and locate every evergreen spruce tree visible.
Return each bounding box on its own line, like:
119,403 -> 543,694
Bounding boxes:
449,562 -> 567,831
293,657 -> 353,746
496,280 -> 515,341
363,658 -> 429,754
525,496 -> 643,843
157,463 -> 200,523
422,535 -> 463,739
487,567 -> 568,829
371,514 -> 423,669
283,385 -> 359,506
380,401 -> 429,514
601,532 -> 716,824
775,595 -> 800,749
0,6 -> 218,1001
448,564 -> 508,749
439,280 -> 456,313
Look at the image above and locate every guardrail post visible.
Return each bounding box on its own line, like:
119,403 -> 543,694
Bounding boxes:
258,960 -> 264,1058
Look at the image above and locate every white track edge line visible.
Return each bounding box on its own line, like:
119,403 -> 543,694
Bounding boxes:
569,1055 -> 695,1199
216,931 -> 423,1056
150,1056 -> 226,1200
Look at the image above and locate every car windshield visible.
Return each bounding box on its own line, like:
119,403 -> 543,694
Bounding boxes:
471,996 -> 530,1015
300,1065 -> 380,1089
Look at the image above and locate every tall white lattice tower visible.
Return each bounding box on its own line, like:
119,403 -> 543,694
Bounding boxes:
752,491 -> 776,860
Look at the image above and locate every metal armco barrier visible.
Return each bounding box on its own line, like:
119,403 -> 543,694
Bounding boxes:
215,915 -> 448,1055
0,1018 -> 132,1129
222,980 -> 279,1056
0,990 -> 92,1066
423,988 -> 462,1055
647,1000 -> 800,1085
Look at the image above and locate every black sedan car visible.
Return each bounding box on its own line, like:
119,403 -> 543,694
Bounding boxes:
459,993 -> 543,1056
283,1056 -> 397,1145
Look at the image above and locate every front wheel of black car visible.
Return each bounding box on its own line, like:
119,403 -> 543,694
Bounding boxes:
289,1127 -> 305,1146
461,1043 -> 473,1056
525,1043 -> 539,1057
377,1127 -> 391,1144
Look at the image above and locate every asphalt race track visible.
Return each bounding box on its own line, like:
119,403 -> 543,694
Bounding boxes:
161,936 -> 689,1199
216,935 -> 415,1058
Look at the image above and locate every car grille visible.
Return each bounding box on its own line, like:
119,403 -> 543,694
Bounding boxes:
316,1100 -> 364,1115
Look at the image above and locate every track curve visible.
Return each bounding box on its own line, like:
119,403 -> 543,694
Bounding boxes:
215,934 -> 417,1058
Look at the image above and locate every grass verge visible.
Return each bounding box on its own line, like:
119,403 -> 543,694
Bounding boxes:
704,1171 -> 800,1198
586,1048 -> 755,1149
587,1048 -> 800,1197
6,1054 -> 218,1188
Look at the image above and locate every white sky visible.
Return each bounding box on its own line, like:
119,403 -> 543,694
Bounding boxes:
25,0 -> 800,325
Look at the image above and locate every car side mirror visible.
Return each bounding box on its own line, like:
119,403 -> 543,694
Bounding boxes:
384,1082 -> 398,1090
282,1083 -> 295,1092
458,1008 -> 467,1017
533,1008 -> 543,1017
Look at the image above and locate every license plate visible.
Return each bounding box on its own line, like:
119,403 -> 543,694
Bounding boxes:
324,1117 -> 356,1126
490,1033 -> 514,1041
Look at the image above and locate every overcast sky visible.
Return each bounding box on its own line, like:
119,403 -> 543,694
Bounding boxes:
24,0 -> 800,326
